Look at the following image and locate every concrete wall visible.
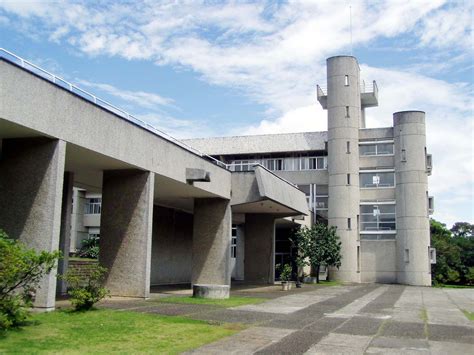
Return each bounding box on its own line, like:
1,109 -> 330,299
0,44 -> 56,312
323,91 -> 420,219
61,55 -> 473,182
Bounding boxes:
326,56 -> 361,283
0,138 -> 66,309
394,111 -> 431,286
151,206 -> 193,285
99,170 -> 154,298
0,60 -> 231,199
244,214 -> 275,283
361,240 -> 397,283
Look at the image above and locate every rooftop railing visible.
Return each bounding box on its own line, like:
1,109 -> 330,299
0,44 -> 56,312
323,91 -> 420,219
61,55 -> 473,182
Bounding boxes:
316,80 -> 377,96
0,48 -> 227,169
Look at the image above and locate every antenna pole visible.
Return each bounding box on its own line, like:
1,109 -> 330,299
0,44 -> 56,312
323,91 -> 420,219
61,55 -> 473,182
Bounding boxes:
350,5 -> 353,56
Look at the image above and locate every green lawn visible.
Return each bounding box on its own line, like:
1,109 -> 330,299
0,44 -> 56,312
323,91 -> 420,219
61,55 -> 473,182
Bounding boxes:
155,295 -> 266,307
0,309 -> 240,354
462,310 -> 474,322
310,280 -> 342,286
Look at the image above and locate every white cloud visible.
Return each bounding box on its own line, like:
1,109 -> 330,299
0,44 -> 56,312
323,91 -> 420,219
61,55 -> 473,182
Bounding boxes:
76,80 -> 175,108
1,0 -> 472,225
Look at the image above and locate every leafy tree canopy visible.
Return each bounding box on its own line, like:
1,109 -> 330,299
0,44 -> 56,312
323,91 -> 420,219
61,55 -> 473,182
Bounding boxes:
290,223 -> 342,283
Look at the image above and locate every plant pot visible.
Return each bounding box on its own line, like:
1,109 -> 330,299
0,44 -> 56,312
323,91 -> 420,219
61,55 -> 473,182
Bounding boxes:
281,281 -> 292,291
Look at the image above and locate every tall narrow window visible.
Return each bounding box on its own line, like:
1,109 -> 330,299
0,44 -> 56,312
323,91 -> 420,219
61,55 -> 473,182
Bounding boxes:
357,246 -> 360,272
401,149 -> 407,162
347,173 -> 351,185
404,249 -> 410,263
357,214 -> 360,232
344,75 -> 349,86
345,106 -> 350,118
348,218 -> 352,230
346,141 -> 351,153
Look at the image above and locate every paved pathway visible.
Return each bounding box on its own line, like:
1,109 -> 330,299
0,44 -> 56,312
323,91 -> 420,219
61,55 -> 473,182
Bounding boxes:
91,284 -> 474,354
183,285 -> 474,355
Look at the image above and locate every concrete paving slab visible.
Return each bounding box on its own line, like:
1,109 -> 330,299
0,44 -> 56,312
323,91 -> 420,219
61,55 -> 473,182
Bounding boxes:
429,340 -> 474,355
303,317 -> 347,333
360,285 -> 405,316
365,346 -> 429,354
443,288 -> 474,313
256,330 -> 327,354
423,287 -> 473,326
428,324 -> 474,344
305,343 -> 365,355
392,287 -> 425,324
189,309 -> 280,324
333,316 -> 383,336
185,327 -> 295,354
232,286 -> 354,314
317,333 -> 372,349
381,321 -> 427,339
369,336 -> 429,350
325,286 -> 388,318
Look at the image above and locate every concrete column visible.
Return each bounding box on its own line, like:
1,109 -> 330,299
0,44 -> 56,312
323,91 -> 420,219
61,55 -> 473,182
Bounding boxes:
192,198 -> 231,298
244,214 -> 275,284
99,170 -> 154,298
326,56 -> 361,283
394,111 -> 431,286
0,138 -> 66,310
57,172 -> 74,295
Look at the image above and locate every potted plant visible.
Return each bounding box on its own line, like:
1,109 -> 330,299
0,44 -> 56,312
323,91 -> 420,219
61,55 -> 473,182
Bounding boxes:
277,263 -> 293,291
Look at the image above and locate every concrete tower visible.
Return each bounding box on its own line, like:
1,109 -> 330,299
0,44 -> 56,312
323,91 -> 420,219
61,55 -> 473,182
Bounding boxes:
394,111 -> 431,286
326,56 -> 362,283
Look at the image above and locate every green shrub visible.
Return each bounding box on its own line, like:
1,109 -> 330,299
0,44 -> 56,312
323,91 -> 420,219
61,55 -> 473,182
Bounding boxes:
0,229 -> 60,330
276,263 -> 293,282
78,235 -> 100,259
61,264 -> 109,311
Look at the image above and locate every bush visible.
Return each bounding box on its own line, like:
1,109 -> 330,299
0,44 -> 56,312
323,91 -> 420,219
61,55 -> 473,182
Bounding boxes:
276,263 -> 292,282
0,230 -> 60,330
78,235 -> 100,259
61,264 -> 109,311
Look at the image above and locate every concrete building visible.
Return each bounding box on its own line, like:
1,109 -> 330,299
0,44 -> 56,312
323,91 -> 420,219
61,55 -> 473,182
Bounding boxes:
0,51 -> 433,313
186,56 -> 434,286
0,49 -> 308,310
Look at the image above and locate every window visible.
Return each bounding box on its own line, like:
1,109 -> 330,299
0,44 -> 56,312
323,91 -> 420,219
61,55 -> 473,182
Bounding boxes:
404,249 -> 410,263
401,149 -> 407,162
266,158 -> 284,171
229,160 -> 258,172
347,173 -> 351,185
357,246 -> 360,272
300,156 -> 327,171
231,225 -> 237,258
346,141 -> 351,154
360,203 -> 396,231
344,75 -> 349,86
347,218 -> 351,230
345,106 -> 350,118
359,142 -> 394,156
360,171 -> 395,188
85,198 -> 101,214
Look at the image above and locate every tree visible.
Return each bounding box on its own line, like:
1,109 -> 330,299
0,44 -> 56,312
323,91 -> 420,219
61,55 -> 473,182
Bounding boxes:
451,222 -> 474,238
290,223 -> 342,283
430,219 -> 474,285
0,230 -> 60,329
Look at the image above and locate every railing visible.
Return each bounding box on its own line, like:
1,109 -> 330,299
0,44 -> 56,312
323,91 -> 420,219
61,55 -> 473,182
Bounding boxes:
0,48 -> 227,169
316,80 -> 377,96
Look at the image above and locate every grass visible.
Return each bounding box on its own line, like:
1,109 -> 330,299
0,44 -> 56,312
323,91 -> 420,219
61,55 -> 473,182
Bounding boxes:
155,295 -> 266,307
0,309 -> 240,354
434,284 -> 474,289
462,310 -> 474,322
304,280 -> 342,287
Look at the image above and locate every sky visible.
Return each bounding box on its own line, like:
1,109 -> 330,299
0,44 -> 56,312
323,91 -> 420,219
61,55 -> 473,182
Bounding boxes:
0,0 -> 472,227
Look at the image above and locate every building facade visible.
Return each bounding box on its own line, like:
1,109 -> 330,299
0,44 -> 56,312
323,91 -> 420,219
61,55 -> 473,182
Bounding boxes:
186,56 -> 434,286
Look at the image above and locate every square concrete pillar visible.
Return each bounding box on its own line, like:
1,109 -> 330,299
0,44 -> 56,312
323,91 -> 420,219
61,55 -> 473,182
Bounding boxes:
244,214 -> 275,284
57,172 -> 74,295
99,170 -> 154,298
192,198 -> 231,289
0,138 -> 66,310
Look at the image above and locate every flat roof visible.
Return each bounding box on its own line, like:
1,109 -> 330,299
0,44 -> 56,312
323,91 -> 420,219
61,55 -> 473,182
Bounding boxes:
184,131 -> 328,155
